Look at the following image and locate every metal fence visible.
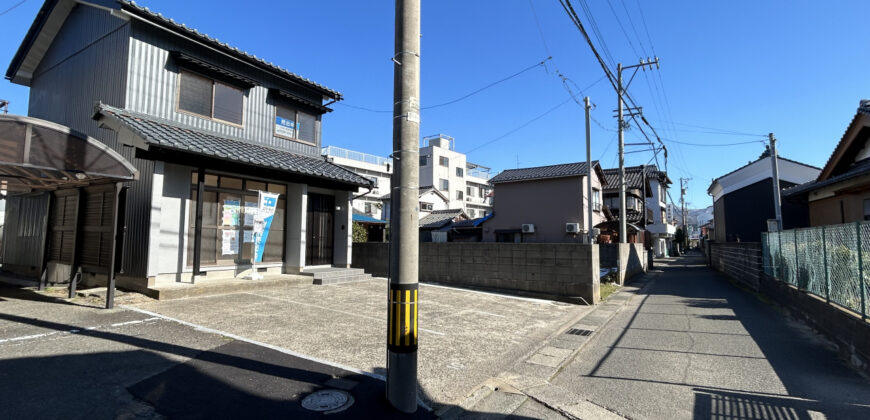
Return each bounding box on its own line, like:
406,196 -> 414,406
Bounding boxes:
763,222 -> 870,319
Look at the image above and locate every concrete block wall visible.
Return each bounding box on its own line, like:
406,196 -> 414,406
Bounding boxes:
599,243 -> 647,285
709,242 -> 762,290
352,242 -> 600,304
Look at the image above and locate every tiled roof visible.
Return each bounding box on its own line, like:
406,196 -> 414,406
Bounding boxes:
419,209 -> 466,229
784,158 -> 870,197
601,165 -> 668,191
118,1 -> 341,99
817,100 -> 870,181
94,104 -> 369,186
490,161 -> 604,184
380,186 -> 448,201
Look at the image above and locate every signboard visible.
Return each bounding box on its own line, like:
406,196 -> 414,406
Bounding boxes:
253,191 -> 280,263
275,116 -> 296,138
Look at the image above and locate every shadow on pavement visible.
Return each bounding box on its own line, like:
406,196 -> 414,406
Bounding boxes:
0,305 -> 540,419
587,252 -> 870,419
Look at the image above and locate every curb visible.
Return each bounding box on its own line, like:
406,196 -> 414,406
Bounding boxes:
441,270 -> 663,419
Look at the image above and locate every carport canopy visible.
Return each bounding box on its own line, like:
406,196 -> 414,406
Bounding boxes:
0,114 -> 138,193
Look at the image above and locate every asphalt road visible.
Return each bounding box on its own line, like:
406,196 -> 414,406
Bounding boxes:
551,253 -> 870,420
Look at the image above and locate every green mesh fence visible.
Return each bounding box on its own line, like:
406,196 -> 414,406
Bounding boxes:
762,223 -> 868,318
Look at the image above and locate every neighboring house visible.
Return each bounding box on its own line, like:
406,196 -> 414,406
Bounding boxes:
352,210 -> 386,242
419,134 -> 493,218
483,161 -> 606,243
322,146 -> 392,220
2,0 -> 369,292
784,100 -> 870,225
419,209 -> 468,242
707,149 -> 820,242
600,165 -> 674,254
381,186 -> 449,222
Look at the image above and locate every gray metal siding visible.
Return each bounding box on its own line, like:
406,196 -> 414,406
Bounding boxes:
127,22 -> 321,157
0,194 -> 50,270
27,3 -> 154,278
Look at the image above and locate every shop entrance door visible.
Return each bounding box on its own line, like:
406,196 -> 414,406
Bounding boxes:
306,193 -> 334,266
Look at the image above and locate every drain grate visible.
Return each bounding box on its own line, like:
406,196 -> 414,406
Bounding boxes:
565,328 -> 593,336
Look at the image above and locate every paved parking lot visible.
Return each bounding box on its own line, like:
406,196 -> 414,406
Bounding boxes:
128,278 -> 592,408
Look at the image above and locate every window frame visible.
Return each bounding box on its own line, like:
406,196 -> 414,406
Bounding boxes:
439,178 -> 449,191
420,202 -> 433,211
273,104 -> 317,146
439,156 -> 449,167
456,167 -> 464,177
176,69 -> 246,128
456,190 -> 464,200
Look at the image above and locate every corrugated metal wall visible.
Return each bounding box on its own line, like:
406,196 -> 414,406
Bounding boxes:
27,4 -> 153,278
0,194 -> 50,270
127,23 -> 322,157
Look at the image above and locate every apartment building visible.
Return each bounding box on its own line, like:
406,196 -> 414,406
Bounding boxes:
323,134 -> 493,220
323,146 -> 392,220
419,134 -> 493,218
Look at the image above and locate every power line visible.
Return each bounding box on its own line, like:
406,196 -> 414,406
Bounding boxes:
0,0 -> 29,16
464,81 -> 605,155
661,138 -> 765,147
670,121 -> 767,137
337,57 -> 551,113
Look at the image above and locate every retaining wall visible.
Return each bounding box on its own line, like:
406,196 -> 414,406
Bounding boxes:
709,242 -> 762,290
599,243 -> 647,285
352,242 -> 600,304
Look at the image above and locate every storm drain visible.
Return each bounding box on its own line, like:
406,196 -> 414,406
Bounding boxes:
301,389 -> 354,413
565,328 -> 593,336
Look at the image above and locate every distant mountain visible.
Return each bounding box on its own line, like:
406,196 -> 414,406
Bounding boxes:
672,205 -> 713,227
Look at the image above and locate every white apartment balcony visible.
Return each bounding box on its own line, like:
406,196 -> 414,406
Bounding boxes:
465,196 -> 492,206
646,222 -> 676,236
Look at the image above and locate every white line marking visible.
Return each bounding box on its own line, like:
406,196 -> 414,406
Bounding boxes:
121,305 -> 385,380
0,317 -> 161,344
420,282 -> 561,304
246,292 -> 445,336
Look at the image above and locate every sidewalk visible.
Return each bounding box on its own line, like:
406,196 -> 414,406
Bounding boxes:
454,252 -> 870,419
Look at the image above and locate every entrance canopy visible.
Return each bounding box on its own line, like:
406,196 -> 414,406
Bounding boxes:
0,114 -> 138,194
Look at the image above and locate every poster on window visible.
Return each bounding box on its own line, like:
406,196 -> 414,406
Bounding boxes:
222,200 -> 240,226
221,230 -> 239,255
275,116 -> 296,138
253,191 -> 280,263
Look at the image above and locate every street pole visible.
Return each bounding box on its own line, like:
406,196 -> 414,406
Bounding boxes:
680,178 -> 686,251
585,96 -> 594,244
617,63 -> 626,244
769,133 -> 783,231
387,0 -> 420,413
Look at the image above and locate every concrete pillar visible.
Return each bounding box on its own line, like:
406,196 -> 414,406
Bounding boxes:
333,190 -> 353,268
285,183 -> 307,272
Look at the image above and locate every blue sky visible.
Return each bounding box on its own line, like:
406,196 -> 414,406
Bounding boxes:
1,0 -> 867,208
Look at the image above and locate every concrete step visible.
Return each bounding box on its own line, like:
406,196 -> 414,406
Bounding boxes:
302,268 -> 366,280
312,273 -> 372,285
148,274 -> 311,300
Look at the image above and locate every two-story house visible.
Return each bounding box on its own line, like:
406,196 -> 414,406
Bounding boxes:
3,0 -> 370,295
483,161 -> 607,243
599,165 -> 673,253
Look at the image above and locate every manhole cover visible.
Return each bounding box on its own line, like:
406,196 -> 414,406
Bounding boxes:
301,389 -> 354,413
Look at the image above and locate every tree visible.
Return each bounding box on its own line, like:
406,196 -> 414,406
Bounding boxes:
352,222 -> 368,243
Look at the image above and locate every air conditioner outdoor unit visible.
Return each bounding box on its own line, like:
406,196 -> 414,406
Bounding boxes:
591,228 -> 601,237
522,224 -> 535,233
566,223 -> 580,233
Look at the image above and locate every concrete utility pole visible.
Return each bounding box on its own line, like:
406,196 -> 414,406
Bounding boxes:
769,133 -> 783,231
387,0 -> 420,413
616,58 -> 659,243
585,96 -> 594,244
680,178 -> 690,250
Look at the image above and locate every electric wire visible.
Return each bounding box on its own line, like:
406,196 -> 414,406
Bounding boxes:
0,0 -> 29,17
336,57 -> 551,113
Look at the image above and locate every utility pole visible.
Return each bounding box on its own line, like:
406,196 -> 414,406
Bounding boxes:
387,0 -> 420,413
585,96 -> 594,244
769,133 -> 783,231
680,178 -> 690,250
616,58 -> 659,243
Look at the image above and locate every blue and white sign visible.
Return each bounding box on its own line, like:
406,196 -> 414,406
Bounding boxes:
275,116 -> 296,138
253,191 -> 280,263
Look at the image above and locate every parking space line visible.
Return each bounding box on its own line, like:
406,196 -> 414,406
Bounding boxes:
246,292 -> 445,336
0,317 -> 161,344
420,282 -> 562,304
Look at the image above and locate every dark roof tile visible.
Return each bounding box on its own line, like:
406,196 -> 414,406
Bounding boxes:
95,104 -> 369,186
490,161 -> 604,184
